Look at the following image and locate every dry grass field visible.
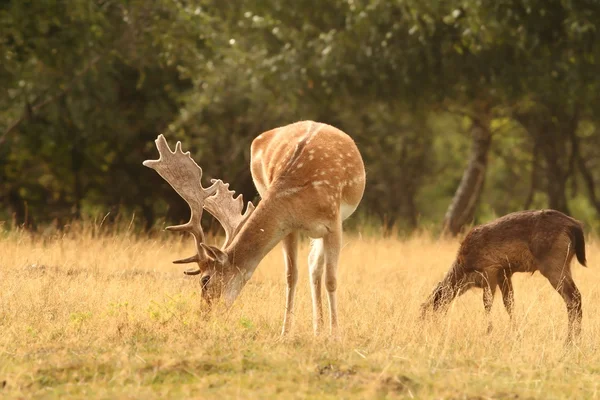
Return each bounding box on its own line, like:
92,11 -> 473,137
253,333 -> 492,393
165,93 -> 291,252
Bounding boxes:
1,224 -> 600,399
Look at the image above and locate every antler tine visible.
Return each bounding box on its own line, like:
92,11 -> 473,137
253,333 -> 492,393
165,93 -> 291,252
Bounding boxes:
143,134 -> 219,270
204,179 -> 255,248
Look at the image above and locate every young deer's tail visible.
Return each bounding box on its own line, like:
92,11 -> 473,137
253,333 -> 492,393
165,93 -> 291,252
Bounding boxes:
569,223 -> 587,267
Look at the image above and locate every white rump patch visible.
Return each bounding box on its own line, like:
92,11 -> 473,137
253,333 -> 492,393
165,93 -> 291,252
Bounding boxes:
340,203 -> 358,220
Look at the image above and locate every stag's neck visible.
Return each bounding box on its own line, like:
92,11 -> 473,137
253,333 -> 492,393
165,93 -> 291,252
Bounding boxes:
225,194 -> 290,278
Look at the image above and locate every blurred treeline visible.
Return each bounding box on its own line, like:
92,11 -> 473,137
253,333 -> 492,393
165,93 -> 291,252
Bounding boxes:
2,0 -> 600,234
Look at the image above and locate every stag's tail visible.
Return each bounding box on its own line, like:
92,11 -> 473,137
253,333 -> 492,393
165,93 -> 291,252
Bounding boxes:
569,223 -> 587,267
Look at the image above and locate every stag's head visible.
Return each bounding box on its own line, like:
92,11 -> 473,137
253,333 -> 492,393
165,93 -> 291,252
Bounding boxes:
186,242 -> 249,307
143,135 -> 254,307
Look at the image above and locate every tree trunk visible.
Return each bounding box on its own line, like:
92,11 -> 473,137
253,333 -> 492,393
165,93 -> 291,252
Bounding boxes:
62,97 -> 85,219
442,111 -> 492,236
71,143 -> 84,219
577,155 -> 600,215
523,146 -> 538,210
571,128 -> 600,215
515,106 -> 578,215
7,187 -> 35,229
545,159 -> 570,214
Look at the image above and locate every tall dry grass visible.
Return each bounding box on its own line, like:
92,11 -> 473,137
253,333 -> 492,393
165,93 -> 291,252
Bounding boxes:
1,224 -> 599,398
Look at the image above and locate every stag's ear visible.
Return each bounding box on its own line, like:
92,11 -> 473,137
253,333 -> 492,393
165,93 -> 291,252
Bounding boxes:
200,243 -> 228,265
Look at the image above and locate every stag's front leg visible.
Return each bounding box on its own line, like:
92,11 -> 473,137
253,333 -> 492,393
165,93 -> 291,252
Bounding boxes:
281,232 -> 299,336
323,222 -> 342,336
482,272 -> 498,334
308,238 -> 325,335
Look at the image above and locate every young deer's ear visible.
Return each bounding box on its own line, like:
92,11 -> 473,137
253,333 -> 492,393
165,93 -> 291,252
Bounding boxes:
200,243 -> 228,265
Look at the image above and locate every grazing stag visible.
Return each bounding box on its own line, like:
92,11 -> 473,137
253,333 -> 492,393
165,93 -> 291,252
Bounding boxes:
143,121 -> 366,335
421,209 -> 586,342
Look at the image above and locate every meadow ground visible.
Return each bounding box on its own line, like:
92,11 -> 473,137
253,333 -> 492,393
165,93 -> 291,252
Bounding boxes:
1,224 -> 600,399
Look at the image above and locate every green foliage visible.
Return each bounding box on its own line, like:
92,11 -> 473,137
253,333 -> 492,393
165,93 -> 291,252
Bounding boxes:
2,0 -> 600,231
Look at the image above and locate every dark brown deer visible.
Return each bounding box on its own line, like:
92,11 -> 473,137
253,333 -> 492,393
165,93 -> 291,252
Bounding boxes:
421,209 -> 586,342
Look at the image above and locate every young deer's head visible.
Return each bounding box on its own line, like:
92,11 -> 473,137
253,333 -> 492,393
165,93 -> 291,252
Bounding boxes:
143,135 -> 254,307
420,263 -> 481,317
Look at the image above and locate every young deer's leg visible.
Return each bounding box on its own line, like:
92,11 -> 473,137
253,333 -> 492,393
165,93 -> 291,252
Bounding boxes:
281,232 -> 299,336
308,238 -> 325,335
540,266 -> 582,343
498,270 -> 515,320
323,222 -> 343,336
482,272 -> 498,334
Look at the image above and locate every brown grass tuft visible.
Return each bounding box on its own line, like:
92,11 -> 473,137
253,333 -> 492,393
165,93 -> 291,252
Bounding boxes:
1,226 -> 599,398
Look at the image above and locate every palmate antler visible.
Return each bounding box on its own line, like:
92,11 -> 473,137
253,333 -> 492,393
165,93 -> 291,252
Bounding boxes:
143,134 -> 254,274
205,181 -> 255,248
143,135 -> 219,266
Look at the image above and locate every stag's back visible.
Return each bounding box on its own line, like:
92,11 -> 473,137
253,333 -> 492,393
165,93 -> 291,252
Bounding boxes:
250,121 -> 366,226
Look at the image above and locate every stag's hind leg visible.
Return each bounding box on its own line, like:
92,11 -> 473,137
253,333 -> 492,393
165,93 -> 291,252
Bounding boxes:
323,222 -> 343,336
540,257 -> 582,343
309,238 -> 325,335
281,232 -> 299,336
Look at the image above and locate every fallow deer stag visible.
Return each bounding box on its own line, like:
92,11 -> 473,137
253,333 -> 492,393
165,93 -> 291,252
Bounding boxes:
143,121 -> 366,335
421,209 -> 586,343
